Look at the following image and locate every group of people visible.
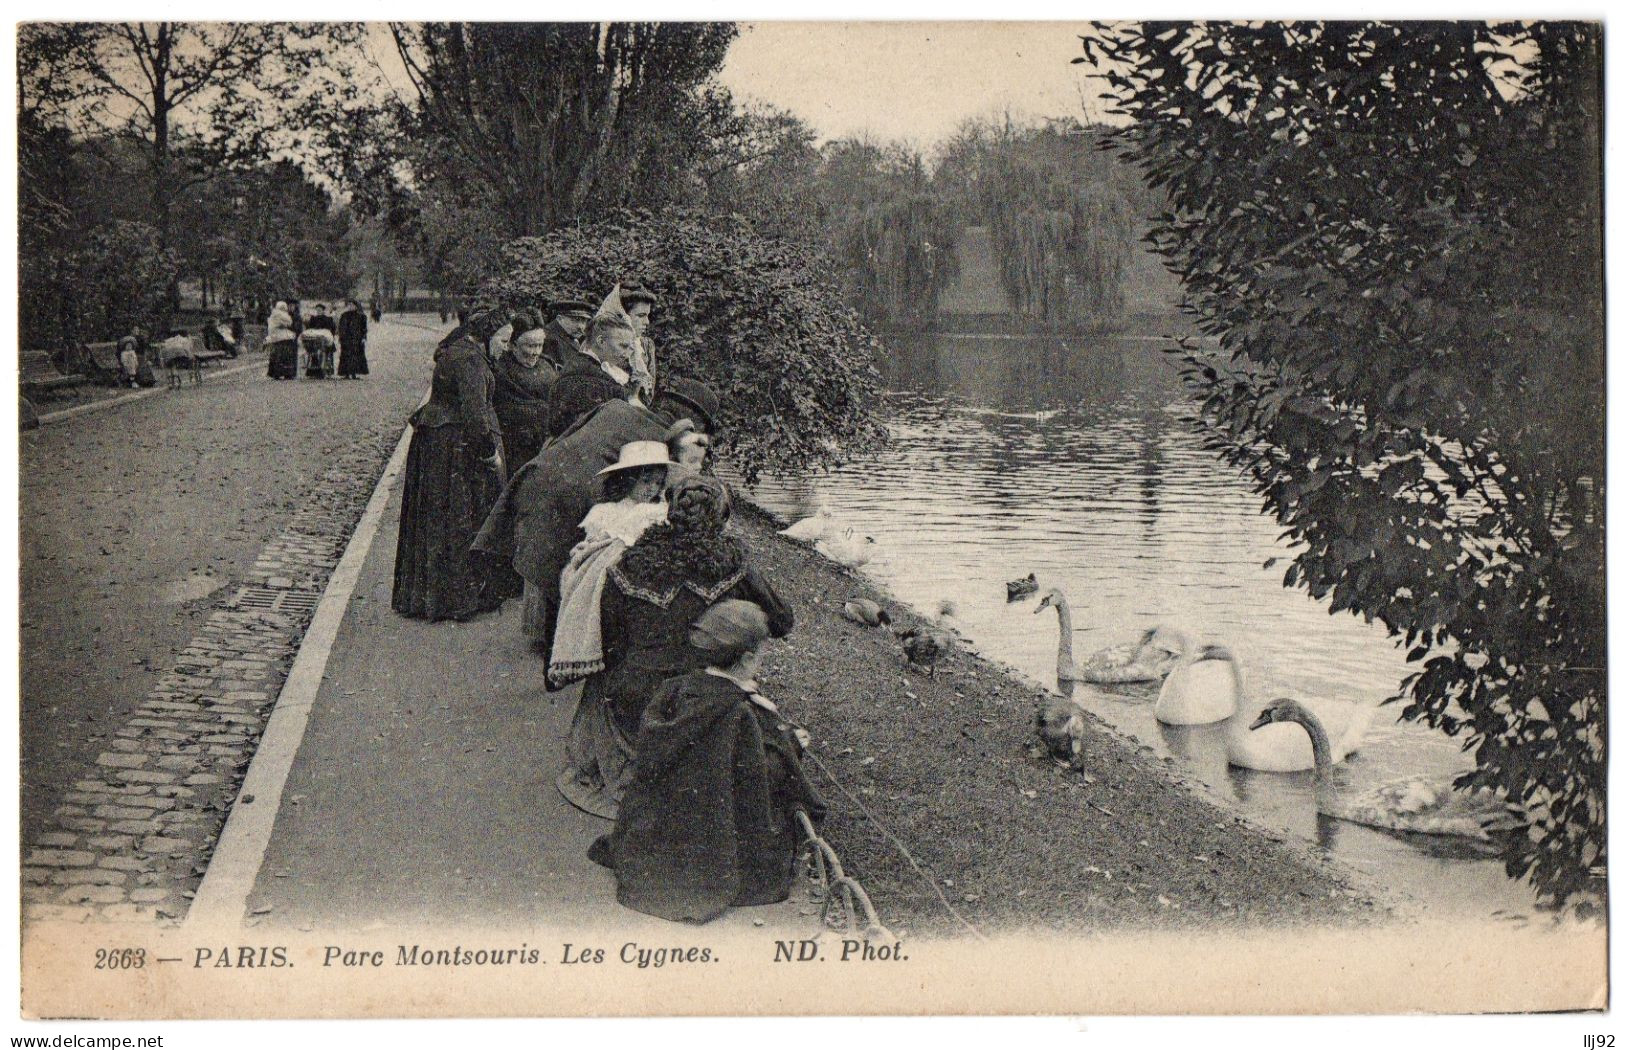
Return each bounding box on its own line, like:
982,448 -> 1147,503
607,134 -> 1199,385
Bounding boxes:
265,299 -> 371,381
389,284 -> 825,925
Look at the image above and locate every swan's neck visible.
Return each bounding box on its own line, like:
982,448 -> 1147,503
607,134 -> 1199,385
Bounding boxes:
1053,599 -> 1074,665
1287,708 -> 1335,771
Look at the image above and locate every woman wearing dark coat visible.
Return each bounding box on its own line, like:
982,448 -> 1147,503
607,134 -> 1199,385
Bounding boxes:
558,475 -> 793,819
337,299 -> 370,378
392,317 -> 508,622
490,309 -> 557,471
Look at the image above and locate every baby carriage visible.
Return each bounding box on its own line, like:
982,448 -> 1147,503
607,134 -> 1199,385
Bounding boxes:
156,332 -> 202,389
300,328 -> 337,379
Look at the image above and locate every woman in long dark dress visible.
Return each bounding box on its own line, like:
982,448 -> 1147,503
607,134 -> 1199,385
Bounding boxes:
392,315 -> 509,622
558,474 -> 793,819
337,299 -> 369,378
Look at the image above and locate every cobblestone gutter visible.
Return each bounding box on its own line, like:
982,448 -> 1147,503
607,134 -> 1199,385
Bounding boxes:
22,426 -> 405,925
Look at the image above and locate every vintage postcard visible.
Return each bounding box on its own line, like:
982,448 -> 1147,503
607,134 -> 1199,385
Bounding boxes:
12,17 -> 1607,1025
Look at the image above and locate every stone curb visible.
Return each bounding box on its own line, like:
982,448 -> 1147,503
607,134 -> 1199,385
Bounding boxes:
22,425 -> 405,925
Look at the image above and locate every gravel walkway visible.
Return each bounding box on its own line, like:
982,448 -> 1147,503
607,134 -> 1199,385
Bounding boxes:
20,318 -> 442,921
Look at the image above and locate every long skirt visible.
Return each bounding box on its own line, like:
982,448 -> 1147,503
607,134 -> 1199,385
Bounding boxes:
391,424 -> 506,622
558,687 -> 634,821
266,338 -> 298,380
338,340 -> 369,377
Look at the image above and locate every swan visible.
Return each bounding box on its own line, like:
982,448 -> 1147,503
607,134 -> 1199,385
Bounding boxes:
1006,574 -> 1038,602
1033,588 -> 1083,681
841,598 -> 891,627
1153,645 -> 1242,725
1247,698 -> 1515,839
1081,625 -> 1191,684
816,528 -> 874,568
1227,694 -> 1380,773
780,508 -> 837,543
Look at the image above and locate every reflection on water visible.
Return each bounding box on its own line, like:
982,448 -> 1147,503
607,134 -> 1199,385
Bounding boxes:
744,330 -> 1535,918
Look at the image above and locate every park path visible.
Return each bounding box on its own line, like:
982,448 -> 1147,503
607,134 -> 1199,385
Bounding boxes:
20,318 -> 438,919
218,453 -> 812,935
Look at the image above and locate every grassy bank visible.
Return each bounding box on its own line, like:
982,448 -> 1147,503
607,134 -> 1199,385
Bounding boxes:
733,506 -> 1393,936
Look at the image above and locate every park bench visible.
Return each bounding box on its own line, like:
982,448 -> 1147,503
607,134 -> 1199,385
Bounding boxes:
80,341 -> 127,386
20,350 -> 91,396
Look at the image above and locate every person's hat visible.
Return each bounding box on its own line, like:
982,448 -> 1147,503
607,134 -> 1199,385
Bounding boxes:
689,599 -> 770,654
595,439 -> 674,477
655,377 -> 720,433
546,297 -> 593,319
589,285 -> 635,331
621,284 -> 657,308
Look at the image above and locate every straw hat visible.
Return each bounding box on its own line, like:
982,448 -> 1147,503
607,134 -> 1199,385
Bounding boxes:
595,440 -> 674,477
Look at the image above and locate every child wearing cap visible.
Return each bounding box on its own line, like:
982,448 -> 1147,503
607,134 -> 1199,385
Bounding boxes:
589,598 -> 826,923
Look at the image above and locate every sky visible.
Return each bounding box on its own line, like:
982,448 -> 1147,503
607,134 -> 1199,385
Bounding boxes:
716,22 -> 1110,150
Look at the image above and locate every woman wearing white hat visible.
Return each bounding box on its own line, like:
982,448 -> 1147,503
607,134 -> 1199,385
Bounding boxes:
549,441 -> 674,687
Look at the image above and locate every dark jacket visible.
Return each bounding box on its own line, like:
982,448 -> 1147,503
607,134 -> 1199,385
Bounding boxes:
491,352 -> 558,470
306,313 -> 337,334
598,561 -> 793,738
548,349 -> 629,439
471,398 -> 675,613
541,320 -> 580,370
410,337 -> 503,460
337,307 -> 368,350
595,669 -> 826,923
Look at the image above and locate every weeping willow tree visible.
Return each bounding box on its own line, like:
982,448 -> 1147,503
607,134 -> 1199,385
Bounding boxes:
841,191 -> 960,324
942,116 -> 1144,328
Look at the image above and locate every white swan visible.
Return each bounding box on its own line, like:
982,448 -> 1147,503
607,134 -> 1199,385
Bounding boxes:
1153,645 -> 1242,725
1247,698 -> 1515,839
1226,693 -> 1380,773
816,528 -> 874,568
1082,625 -> 1191,684
1033,589 -> 1083,681
781,508 -> 837,543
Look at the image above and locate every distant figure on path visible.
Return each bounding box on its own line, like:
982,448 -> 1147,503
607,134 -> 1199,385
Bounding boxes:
369,294 -> 382,323
303,303 -> 338,378
265,301 -> 299,380
337,299 -> 370,379
117,324 -> 155,388
393,312 -> 509,622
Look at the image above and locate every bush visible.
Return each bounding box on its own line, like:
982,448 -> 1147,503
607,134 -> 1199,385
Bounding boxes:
484,208 -> 888,483
1081,22 -> 1604,908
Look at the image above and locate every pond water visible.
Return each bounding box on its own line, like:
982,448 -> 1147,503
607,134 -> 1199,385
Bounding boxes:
739,329 -> 1538,920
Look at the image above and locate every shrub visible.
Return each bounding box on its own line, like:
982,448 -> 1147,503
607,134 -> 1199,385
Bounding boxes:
484,208 -> 889,483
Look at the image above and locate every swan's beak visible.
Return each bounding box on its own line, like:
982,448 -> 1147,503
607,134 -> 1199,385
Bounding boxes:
1248,712 -> 1272,731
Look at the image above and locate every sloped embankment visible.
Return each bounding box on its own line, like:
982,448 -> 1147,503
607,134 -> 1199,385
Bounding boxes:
734,507 -> 1392,936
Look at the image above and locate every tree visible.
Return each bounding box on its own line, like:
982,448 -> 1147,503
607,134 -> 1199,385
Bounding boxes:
52,23 -> 360,252
484,208 -> 888,483
1079,22 -> 1603,907
390,22 -> 738,237
937,116 -> 1145,328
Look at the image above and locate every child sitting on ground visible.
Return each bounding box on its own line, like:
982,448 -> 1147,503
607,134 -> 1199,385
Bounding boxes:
589,599 -> 826,923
